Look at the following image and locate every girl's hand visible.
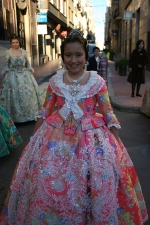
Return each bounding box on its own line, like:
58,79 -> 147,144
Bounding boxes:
110,126 -> 120,145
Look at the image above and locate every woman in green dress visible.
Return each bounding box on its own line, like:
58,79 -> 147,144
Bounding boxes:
0,34 -> 42,122
0,105 -> 22,157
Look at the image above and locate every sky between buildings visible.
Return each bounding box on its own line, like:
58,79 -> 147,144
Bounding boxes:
90,0 -> 107,49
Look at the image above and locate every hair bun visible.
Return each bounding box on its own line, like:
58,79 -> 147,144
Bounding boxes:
11,33 -> 19,39
69,29 -> 83,36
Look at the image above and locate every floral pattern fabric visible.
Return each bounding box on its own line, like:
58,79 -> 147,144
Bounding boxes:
0,70 -> 148,224
0,105 -> 22,157
0,48 -> 42,122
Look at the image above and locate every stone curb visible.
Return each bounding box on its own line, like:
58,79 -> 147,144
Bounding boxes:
109,96 -> 141,114
106,66 -> 143,114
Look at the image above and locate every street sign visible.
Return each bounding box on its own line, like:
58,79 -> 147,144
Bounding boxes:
37,24 -> 47,34
37,12 -> 47,23
112,30 -> 118,36
124,11 -> 133,20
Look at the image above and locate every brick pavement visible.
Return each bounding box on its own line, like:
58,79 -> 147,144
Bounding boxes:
107,60 -> 150,113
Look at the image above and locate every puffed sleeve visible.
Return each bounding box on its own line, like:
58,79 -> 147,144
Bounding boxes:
23,49 -> 35,73
1,50 -> 10,75
37,84 -> 57,119
96,82 -> 121,129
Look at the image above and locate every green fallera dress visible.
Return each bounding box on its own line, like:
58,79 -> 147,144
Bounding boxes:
0,48 -> 43,122
0,105 -> 22,157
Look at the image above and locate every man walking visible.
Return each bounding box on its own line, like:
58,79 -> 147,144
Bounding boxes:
87,46 -> 101,72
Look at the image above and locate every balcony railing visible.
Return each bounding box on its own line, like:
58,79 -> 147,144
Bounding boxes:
113,8 -> 122,20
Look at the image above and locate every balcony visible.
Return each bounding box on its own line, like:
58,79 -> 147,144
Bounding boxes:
81,8 -> 86,17
113,8 -> 122,21
77,3 -> 81,10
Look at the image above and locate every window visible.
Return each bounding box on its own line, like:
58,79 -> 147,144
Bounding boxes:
63,1 -> 66,16
60,0 -> 63,13
50,0 -> 58,8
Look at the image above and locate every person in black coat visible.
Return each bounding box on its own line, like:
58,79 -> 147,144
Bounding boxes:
87,47 -> 101,72
127,39 -> 149,97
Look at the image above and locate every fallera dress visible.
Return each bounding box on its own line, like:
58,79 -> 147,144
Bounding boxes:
0,69 -> 148,225
0,48 -> 42,122
0,105 -> 22,158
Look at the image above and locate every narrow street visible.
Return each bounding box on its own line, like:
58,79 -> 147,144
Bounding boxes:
0,105 -> 150,224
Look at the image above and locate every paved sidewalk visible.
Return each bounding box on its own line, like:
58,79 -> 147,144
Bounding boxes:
33,59 -> 61,85
107,60 -> 150,113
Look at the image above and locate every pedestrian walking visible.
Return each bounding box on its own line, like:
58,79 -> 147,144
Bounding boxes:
0,104 -> 22,158
127,39 -> 149,97
98,52 -> 108,76
87,46 -> 101,72
0,30 -> 148,224
0,34 -> 42,123
98,52 -> 108,84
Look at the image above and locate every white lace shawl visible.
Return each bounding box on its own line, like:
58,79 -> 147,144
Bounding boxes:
48,69 -> 121,129
50,69 -> 105,119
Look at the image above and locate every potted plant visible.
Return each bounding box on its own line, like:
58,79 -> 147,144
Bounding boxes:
115,58 -> 129,76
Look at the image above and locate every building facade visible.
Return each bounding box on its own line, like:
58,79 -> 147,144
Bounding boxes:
0,0 -> 96,70
0,0 -> 39,68
106,0 -> 150,69
124,0 -> 149,60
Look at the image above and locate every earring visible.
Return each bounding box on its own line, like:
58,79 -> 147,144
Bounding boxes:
60,60 -> 67,71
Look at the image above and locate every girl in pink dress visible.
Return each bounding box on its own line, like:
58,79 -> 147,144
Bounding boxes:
0,30 -> 148,225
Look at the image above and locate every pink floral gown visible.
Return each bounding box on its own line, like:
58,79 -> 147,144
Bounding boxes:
0,70 -> 148,225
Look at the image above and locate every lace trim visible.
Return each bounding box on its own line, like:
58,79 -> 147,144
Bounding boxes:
49,70 -> 106,120
108,124 -> 121,129
36,115 -> 45,119
49,69 -> 105,99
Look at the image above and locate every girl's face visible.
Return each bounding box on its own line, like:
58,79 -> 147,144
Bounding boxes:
139,42 -> 144,50
11,39 -> 20,49
63,42 -> 86,76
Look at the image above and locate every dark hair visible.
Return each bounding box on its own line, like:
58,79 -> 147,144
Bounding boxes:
93,46 -> 100,52
61,35 -> 88,61
136,39 -> 145,49
10,34 -> 21,45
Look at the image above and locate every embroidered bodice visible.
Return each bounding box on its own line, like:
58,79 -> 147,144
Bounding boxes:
39,69 -> 120,134
1,48 -> 34,75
